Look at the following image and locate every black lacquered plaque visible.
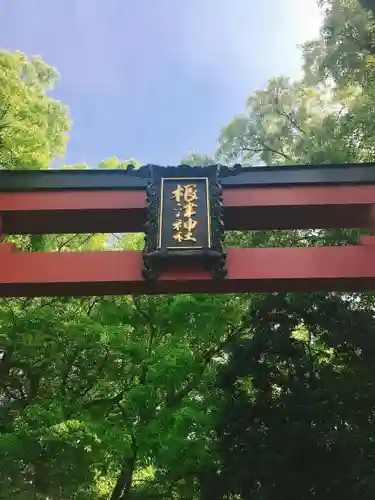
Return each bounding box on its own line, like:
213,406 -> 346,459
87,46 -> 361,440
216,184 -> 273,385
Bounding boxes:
158,177 -> 211,250
143,165 -> 226,280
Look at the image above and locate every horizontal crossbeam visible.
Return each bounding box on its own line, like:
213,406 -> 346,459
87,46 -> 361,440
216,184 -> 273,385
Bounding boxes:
2,164 -> 375,234
1,185 -> 374,234
2,163 -> 375,191
1,244 -> 375,296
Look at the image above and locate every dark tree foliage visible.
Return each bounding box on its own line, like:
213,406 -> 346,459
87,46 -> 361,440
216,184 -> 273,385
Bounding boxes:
210,292 -> 375,500
359,0 -> 375,17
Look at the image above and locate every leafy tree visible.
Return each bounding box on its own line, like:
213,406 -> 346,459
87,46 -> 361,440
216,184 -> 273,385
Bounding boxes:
97,157 -> 141,170
359,0 -> 375,16
0,50 -> 70,170
180,152 -> 216,166
211,292 -> 375,500
303,0 -> 375,87
0,60 -> 245,497
3,0 -> 375,496
0,286 -> 246,499
189,1 -> 375,499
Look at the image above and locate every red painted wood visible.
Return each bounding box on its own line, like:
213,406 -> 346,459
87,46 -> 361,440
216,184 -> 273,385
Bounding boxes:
0,190 -> 146,210
1,185 -> 375,234
1,245 -> 375,296
224,185 -> 375,207
370,205 -> 375,229
2,185 -> 374,211
360,235 -> 375,245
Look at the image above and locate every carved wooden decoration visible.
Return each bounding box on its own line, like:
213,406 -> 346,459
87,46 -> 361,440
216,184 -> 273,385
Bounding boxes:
143,165 -> 226,280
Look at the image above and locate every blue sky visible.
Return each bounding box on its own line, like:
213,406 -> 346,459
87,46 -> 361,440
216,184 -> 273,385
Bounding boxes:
0,0 -> 322,166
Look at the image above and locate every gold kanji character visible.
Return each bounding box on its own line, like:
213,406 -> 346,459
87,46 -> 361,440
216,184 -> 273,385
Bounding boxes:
183,184 -> 198,203
171,185 -> 184,204
183,218 -> 198,242
172,220 -> 183,231
183,202 -> 197,218
173,232 -> 184,243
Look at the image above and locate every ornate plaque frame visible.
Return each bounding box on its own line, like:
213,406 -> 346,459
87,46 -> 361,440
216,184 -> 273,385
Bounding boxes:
142,165 -> 226,280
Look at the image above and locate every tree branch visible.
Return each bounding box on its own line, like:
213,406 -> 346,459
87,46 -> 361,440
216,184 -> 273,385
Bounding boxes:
275,109 -> 307,136
56,234 -> 94,252
166,325 -> 241,409
132,297 -> 157,385
260,141 -> 294,161
60,349 -> 79,396
110,432 -> 138,500
87,298 -> 99,316
83,391 -> 124,410
240,141 -> 294,162
81,348 -> 110,397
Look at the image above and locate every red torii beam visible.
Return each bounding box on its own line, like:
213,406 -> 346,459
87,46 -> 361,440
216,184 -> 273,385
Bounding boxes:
1,184 -> 375,234
1,244 -> 375,297
1,163 -> 375,297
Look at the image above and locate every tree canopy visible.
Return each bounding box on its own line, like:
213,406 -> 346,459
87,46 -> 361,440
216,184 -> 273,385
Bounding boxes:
0,51 -> 70,170
1,1 -> 375,498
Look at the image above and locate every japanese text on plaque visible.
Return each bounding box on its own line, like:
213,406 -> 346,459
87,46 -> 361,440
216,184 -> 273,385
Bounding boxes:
171,183 -> 199,244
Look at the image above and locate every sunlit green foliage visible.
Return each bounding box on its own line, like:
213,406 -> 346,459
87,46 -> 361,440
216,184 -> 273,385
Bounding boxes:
2,1 -> 375,497
0,50 -> 70,170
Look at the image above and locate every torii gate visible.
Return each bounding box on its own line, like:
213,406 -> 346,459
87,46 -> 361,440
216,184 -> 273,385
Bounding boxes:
1,163 -> 375,297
